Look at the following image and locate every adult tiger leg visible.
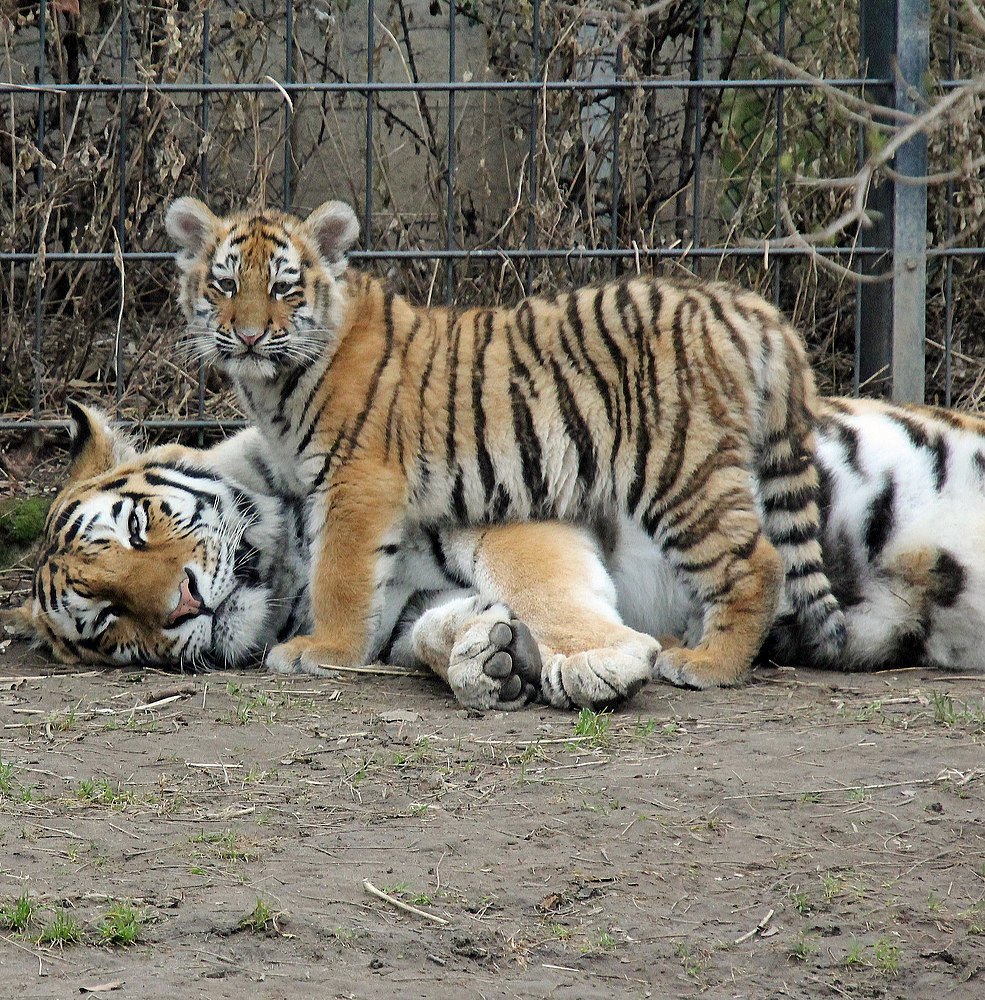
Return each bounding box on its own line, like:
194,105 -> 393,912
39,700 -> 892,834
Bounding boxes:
652,471 -> 784,688
440,522 -> 660,709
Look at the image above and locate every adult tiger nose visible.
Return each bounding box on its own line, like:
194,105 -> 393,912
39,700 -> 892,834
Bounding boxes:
166,572 -> 203,626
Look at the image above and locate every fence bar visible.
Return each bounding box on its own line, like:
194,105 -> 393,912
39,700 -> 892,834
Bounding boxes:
0,418 -> 247,434
284,0 -> 295,210
198,8 -> 211,431
525,0 -> 541,295
32,0 -> 47,422
364,0 -> 375,250
116,0 -> 129,412
445,4 -> 456,303
889,0 -> 929,402
610,42 -> 623,277
200,10 -> 210,194
0,245 -> 898,265
0,77 -> 894,97
691,0 -> 705,266
858,0 -> 895,393
858,0 -> 929,401
943,0 -> 957,405
773,0 -> 786,307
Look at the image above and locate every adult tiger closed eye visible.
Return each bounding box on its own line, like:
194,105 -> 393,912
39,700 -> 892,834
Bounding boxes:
165,195 -> 847,689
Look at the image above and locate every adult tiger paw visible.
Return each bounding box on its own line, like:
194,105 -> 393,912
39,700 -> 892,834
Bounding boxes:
265,636 -> 352,677
540,638 -> 657,711
447,606 -> 543,711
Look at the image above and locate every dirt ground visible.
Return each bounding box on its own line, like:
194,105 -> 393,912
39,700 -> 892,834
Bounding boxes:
0,636 -> 983,1000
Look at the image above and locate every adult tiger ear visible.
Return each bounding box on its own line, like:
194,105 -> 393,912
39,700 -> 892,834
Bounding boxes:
165,196 -> 218,257
0,603 -> 36,639
304,201 -> 360,270
63,400 -> 137,486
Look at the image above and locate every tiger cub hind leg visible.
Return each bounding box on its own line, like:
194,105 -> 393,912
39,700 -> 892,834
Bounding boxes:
655,538 -> 784,687
651,469 -> 786,688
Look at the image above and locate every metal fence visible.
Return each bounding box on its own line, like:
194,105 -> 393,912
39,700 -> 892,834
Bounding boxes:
1,0 -> 982,436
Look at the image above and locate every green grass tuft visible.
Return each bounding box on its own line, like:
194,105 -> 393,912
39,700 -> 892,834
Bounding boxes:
0,891 -> 37,932
97,901 -> 143,946
38,908 -> 83,947
0,496 -> 52,568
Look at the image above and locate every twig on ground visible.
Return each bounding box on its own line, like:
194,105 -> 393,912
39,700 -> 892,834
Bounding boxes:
306,663 -> 429,677
735,907 -> 775,944
362,879 -> 450,925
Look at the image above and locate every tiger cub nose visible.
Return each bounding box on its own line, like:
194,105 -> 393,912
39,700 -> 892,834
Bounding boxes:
237,329 -> 265,347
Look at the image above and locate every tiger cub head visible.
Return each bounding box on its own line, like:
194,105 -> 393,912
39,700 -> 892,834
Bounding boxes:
165,197 -> 360,381
14,403 -> 303,670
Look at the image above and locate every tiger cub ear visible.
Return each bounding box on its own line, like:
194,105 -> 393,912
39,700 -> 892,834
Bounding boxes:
304,201 -> 360,274
63,401 -> 137,486
165,196 -> 218,260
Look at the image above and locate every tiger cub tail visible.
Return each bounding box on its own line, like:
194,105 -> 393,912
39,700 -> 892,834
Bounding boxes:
757,388 -> 846,667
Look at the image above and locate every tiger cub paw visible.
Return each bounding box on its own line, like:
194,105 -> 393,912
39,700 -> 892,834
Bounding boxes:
448,606 -> 542,711
655,646 -> 749,689
266,636 -> 350,677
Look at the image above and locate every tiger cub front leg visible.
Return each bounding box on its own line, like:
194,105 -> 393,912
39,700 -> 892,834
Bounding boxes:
266,469 -> 405,677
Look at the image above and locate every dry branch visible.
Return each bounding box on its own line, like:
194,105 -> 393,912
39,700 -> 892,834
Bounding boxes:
362,879 -> 450,925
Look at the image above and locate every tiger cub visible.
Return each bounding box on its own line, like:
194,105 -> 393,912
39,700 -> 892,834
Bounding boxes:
165,197 -> 845,688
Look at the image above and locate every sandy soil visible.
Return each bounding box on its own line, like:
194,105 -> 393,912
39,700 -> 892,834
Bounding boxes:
1,638 -> 983,1000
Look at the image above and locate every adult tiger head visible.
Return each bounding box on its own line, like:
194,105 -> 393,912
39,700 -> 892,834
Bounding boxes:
165,197 -> 360,382
15,403 -> 309,670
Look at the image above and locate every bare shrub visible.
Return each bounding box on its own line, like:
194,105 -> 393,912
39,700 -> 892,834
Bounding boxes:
1,0 -> 982,432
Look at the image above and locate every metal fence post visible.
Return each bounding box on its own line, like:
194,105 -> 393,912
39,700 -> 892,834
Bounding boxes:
891,0 -> 929,402
858,0 -> 929,401
858,0 -> 894,395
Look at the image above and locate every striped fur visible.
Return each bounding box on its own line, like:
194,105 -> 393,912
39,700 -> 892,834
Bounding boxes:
165,196 -> 846,688
789,396 -> 985,671
465,395 -> 985,677
615,395 -> 985,674
21,396 -> 985,706
20,405 -> 649,708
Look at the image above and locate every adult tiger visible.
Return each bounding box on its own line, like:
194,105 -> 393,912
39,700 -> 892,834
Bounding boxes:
18,403 -> 310,672
164,197 -> 846,689
13,397 -> 985,710
797,396 -> 985,671
15,403 -> 657,709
